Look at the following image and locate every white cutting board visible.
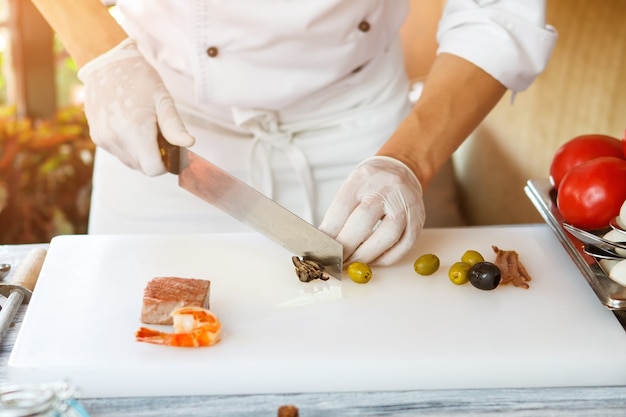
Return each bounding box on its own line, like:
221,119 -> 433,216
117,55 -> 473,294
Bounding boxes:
8,225 -> 626,397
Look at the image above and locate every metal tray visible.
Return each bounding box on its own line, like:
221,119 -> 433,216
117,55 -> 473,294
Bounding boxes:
525,179 -> 626,309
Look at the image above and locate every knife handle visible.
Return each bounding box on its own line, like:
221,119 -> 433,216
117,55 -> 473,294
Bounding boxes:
1,247 -> 48,304
158,131 -> 181,175
12,247 -> 47,292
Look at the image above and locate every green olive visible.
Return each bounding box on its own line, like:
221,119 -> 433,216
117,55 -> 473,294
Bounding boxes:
461,250 -> 484,266
413,253 -> 440,276
347,262 -> 372,284
448,261 -> 471,285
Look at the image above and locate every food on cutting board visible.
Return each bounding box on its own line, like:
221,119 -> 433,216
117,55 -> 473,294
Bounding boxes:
291,256 -> 331,282
461,250 -> 484,266
141,277 -> 211,325
416,246 -> 532,290
292,245 -> 532,290
136,276 -> 221,348
413,253 -> 440,276
468,262 -> 502,290
492,246 -> 532,289
136,306 -> 222,347
448,261 -> 471,285
347,261 -> 372,284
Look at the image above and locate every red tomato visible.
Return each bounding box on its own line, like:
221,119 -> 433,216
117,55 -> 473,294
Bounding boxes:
557,157 -> 626,230
549,134 -> 623,190
622,129 -> 626,158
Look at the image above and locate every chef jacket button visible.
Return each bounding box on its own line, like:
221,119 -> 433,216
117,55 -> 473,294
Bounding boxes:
206,46 -> 219,58
358,20 -> 371,32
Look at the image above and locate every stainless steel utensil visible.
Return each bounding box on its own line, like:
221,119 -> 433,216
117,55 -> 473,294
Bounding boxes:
609,217 -> 626,235
0,263 -> 10,280
0,248 -> 47,342
583,244 -> 626,261
158,133 -> 343,279
562,222 -> 626,251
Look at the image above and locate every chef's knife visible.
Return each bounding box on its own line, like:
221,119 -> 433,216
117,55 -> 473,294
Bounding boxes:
0,247 -> 47,343
158,133 -> 343,279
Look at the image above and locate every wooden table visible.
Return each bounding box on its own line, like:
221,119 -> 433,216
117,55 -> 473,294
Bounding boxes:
2,243 -> 626,416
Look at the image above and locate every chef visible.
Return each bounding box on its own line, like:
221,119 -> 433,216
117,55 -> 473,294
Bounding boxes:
32,0 -> 557,265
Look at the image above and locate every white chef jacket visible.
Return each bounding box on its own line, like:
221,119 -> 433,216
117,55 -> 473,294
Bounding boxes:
88,0 -> 557,234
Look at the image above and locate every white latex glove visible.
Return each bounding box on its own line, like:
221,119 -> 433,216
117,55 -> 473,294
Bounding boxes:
77,38 -> 194,176
320,156 -> 426,266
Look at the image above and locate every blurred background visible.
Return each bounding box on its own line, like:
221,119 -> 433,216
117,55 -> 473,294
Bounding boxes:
0,0 -> 624,244
401,0 -> 626,228
0,1 -> 119,244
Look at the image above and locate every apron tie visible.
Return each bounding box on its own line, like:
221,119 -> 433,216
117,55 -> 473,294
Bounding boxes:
231,108 -> 316,224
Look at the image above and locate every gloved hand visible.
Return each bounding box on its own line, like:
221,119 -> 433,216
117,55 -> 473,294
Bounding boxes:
77,38 -> 194,176
319,156 -> 426,266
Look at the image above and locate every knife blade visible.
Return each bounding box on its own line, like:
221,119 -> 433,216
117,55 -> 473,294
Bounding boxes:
158,133 -> 343,279
0,247 -> 47,343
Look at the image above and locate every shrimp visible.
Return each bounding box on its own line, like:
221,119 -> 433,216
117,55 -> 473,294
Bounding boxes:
135,306 -> 222,347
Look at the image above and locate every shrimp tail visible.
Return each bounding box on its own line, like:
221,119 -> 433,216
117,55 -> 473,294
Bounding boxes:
135,307 -> 222,348
135,327 -> 170,345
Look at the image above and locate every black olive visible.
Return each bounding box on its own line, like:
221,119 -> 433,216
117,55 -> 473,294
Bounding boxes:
469,261 -> 501,290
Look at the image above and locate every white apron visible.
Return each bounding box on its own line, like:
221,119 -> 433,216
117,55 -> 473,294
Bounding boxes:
88,38 -> 411,234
